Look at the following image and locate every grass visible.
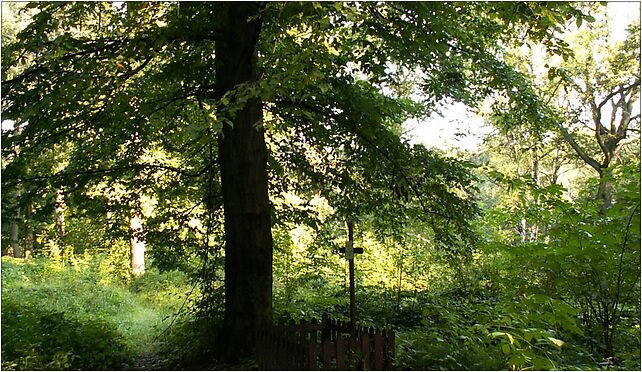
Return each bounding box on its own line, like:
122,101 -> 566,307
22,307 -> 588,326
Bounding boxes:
1,255 -> 193,370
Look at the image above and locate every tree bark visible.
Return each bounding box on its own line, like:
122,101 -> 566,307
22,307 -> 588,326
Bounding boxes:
215,2 -> 272,359
130,212 -> 145,277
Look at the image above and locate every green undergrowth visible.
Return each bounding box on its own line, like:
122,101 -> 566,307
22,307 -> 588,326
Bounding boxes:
1,256 -> 193,370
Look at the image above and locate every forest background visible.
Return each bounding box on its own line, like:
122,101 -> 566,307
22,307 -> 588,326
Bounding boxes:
1,1 -> 640,370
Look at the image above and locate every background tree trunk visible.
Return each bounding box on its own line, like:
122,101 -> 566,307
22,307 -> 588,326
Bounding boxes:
11,209 -> 22,258
24,201 -> 33,260
396,245 -> 403,311
11,188 -> 23,258
130,212 -> 145,277
215,2 -> 273,360
530,144 -> 540,241
597,171 -> 613,214
55,188 -> 66,240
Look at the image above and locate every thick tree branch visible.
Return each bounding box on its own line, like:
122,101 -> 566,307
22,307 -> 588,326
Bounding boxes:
596,78 -> 641,112
609,97 -> 618,135
585,86 -> 611,160
557,123 -> 602,174
4,162 -> 213,189
617,86 -> 640,138
1,38 -> 125,93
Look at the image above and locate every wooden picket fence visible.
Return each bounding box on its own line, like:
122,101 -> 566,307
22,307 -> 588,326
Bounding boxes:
255,314 -> 395,370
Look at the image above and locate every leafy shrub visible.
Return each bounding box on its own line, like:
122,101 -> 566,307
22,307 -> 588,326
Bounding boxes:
395,291 -> 505,370
1,256 -> 195,370
1,298 -> 133,370
396,327 -> 505,371
273,279 -> 349,322
129,267 -> 193,311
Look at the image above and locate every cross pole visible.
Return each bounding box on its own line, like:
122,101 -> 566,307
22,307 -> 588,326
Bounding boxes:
345,220 -> 360,335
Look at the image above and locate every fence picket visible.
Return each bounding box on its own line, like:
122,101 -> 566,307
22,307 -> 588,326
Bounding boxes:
336,335 -> 345,370
374,330 -> 384,370
289,320 -> 297,370
313,319 -> 321,370
385,329 -> 395,369
362,332 -> 371,370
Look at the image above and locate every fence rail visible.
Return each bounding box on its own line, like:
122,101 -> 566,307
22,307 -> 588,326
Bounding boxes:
255,314 -> 395,370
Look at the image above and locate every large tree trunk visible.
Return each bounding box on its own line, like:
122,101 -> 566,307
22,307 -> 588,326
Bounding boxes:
215,3 -> 272,359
